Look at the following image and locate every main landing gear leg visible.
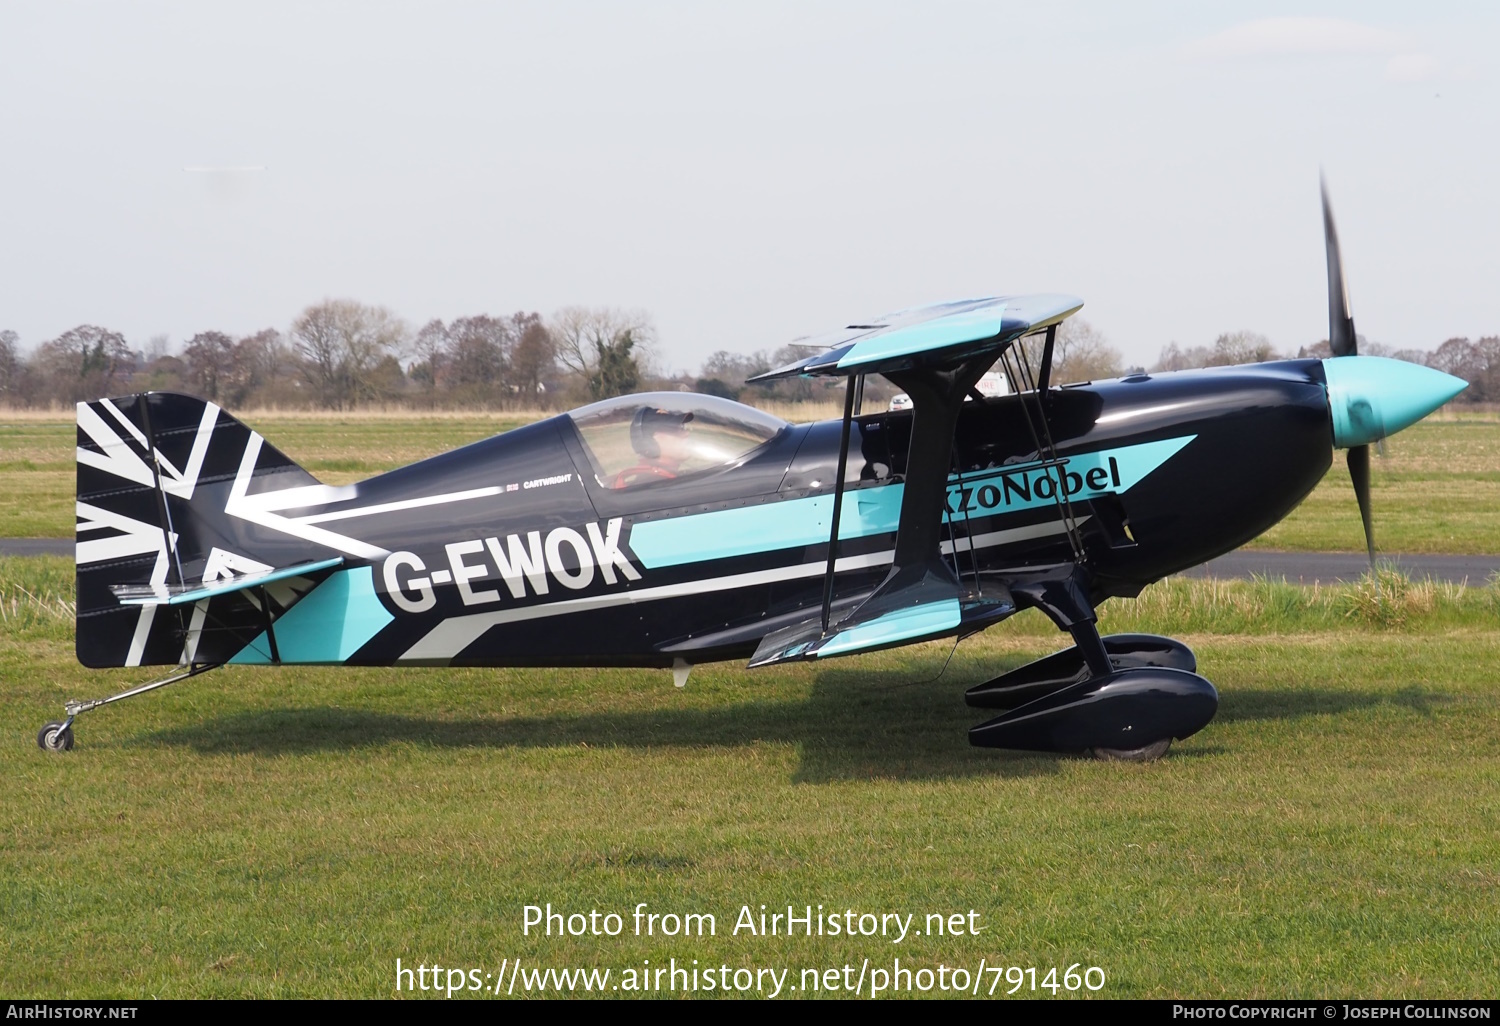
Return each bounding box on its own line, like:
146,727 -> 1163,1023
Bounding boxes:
966,564 -> 1217,760
37,663 -> 221,753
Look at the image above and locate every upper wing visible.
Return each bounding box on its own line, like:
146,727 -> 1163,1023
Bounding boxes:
749,294 -> 1082,381
743,294 -> 1085,666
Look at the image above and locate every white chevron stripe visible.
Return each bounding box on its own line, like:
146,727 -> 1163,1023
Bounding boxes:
125,547 -> 170,666
398,518 -> 1086,663
100,397 -> 149,448
224,434 -> 388,560
296,486 -> 502,525
76,402 -> 154,488
180,599 -> 209,664
156,401 -> 219,499
74,501 -> 169,564
400,551 -> 895,663
233,482 -> 358,513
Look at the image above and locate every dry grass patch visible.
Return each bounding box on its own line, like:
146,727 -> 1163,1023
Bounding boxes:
1093,570 -> 1489,637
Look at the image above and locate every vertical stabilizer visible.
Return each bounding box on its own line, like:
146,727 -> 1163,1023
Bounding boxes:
75,392 -> 340,668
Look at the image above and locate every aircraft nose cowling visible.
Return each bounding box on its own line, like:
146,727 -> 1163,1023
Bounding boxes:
1322,356 -> 1468,448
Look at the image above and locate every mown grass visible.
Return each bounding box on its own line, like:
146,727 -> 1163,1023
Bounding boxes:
1248,425 -> 1500,552
6,415 -> 1498,554
3,556 -> 1497,998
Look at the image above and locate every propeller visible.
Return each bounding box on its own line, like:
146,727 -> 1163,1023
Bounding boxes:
1320,176 -> 1377,567
1322,176 -> 1358,360
1346,439 -> 1376,565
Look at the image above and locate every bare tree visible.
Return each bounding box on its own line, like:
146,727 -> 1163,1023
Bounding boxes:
695,345 -> 828,403
1154,342 -> 1192,371
1425,336 -> 1500,402
1019,318 -> 1123,384
226,329 -> 287,406
0,330 -> 19,404
444,315 -> 511,393
1428,337 -> 1476,379
410,319 -> 450,393
551,307 -> 654,401
183,331 -> 237,401
134,353 -> 187,393
1475,337 -> 1500,403
1058,318 -> 1124,383
291,300 -> 408,409
509,312 -> 554,402
33,325 -> 134,404
700,349 -> 771,383
143,334 -> 172,362
1212,330 -> 1277,365
1158,331 -> 1281,372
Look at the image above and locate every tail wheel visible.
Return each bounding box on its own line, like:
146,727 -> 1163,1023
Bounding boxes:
37,721 -> 74,752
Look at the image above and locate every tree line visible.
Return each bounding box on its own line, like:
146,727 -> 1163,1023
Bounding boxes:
0,302 -> 671,411
1152,330 -> 1500,403
0,299 -> 864,412
695,320 -> 1133,404
1,305 -> 1492,411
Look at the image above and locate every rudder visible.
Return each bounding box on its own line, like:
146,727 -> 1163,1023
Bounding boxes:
75,392 -> 338,668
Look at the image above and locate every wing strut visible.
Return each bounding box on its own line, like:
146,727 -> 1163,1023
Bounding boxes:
751,353 -> 1011,666
999,327 -> 1086,563
820,376 -> 858,633
747,294 -> 1083,665
1036,322 -> 1057,395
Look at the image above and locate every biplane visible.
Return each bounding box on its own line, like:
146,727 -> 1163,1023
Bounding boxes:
42,186 -> 1466,759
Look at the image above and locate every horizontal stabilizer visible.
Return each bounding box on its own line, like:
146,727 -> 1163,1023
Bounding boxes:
749,294 -> 1082,382
111,557 -> 345,607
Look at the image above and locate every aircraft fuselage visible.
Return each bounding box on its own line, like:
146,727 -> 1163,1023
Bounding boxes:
229,360 -> 1332,669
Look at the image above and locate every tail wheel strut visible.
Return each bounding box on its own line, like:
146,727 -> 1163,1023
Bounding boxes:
36,662 -> 221,752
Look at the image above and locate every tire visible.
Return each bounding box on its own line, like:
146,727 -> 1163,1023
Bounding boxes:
1089,738 -> 1171,762
37,721 -> 74,752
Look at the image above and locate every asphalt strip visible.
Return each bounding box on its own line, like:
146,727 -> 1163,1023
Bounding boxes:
5,538 -> 1498,584
2,538 -> 75,557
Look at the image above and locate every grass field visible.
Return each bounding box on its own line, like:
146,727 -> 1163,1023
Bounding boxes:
1248,418 -> 1500,553
4,403 -> 1498,998
3,409 -> 1499,553
2,556 -> 1497,998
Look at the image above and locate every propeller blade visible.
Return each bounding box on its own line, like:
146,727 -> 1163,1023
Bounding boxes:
1321,175 -> 1358,358
1347,443 -> 1376,566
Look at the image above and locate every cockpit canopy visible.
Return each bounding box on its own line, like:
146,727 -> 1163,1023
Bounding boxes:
567,392 -> 789,490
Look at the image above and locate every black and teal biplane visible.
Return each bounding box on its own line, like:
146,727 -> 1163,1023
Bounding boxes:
43,188 -> 1466,759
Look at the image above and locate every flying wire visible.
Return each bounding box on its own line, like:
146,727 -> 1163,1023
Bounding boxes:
863,635 -> 963,691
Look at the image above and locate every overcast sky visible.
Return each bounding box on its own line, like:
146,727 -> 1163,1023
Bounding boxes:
2,1 -> 1496,373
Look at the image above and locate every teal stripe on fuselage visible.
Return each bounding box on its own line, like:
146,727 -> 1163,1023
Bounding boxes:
630,486 -> 905,570
627,435 -> 1195,571
944,435 -> 1194,521
229,565 -> 395,665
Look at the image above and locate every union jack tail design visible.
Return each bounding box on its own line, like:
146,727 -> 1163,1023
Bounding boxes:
75,393 -> 347,668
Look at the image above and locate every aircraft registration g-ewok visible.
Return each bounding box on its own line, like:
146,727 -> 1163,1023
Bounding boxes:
44,188 -> 1466,759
